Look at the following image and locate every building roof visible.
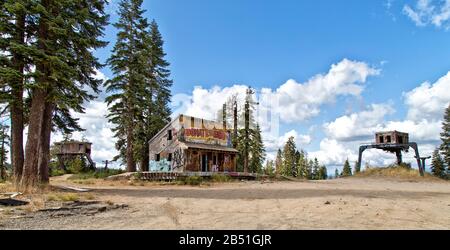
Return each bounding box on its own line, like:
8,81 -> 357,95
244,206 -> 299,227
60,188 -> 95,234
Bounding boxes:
375,131 -> 408,135
54,141 -> 92,145
180,142 -> 239,153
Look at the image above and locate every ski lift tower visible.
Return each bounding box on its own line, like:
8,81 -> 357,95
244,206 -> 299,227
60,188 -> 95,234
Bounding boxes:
357,131 -> 424,176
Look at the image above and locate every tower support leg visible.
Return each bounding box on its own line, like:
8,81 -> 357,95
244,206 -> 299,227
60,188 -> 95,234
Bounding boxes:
395,150 -> 402,165
357,146 -> 366,171
410,143 -> 424,177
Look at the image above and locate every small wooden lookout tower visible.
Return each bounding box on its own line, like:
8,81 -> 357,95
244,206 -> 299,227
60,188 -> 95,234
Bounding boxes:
55,141 -> 96,170
357,131 -> 424,176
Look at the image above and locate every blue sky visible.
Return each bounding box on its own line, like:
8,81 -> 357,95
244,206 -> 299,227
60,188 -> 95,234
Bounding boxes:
51,0 -> 450,171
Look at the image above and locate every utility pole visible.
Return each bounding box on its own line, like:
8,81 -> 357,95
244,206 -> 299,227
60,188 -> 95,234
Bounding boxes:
222,103 -> 227,130
233,98 -> 238,148
243,87 -> 257,173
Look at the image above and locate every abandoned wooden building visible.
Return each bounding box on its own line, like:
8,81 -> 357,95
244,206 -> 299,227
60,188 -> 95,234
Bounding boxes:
148,114 -> 238,172
375,131 -> 409,144
54,141 -> 96,170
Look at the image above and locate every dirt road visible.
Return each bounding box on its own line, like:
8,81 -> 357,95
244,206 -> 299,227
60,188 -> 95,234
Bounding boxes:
1,177 -> 450,229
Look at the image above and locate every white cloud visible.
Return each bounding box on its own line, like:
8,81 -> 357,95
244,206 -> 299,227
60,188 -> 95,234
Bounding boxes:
173,85 -> 248,121
264,129 -> 312,153
404,71 -> 450,122
263,59 -> 380,123
324,103 -> 395,142
403,0 -> 450,28
51,100 -> 119,168
174,59 -> 380,125
314,70 -> 450,168
309,139 -> 358,166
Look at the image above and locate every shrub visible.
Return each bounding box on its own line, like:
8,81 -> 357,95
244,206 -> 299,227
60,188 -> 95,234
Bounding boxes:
180,176 -> 203,186
211,174 -> 231,183
68,169 -> 124,180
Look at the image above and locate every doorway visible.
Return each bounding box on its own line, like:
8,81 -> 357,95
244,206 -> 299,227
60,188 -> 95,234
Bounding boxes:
201,153 -> 208,172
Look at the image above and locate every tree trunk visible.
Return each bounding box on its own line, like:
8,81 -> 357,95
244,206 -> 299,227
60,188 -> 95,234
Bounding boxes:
140,142 -> 149,172
126,124 -> 136,172
11,9 -> 25,185
21,89 -> 47,190
37,102 -> 54,183
126,94 -> 136,172
22,1 -> 49,190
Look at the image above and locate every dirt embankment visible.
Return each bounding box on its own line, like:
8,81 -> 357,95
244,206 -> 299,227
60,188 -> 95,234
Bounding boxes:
1,176 -> 449,229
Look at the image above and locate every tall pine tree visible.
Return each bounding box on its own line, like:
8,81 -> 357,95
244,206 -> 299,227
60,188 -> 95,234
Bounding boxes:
2,0 -> 109,189
282,137 -> 297,176
134,20 -> 172,171
431,148 -> 446,179
275,149 -> 283,175
249,124 -> 266,174
341,159 -> 353,177
105,0 -> 149,172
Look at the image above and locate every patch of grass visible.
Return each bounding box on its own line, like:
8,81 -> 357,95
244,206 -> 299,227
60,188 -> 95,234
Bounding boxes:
356,165 -> 437,180
178,176 -> 203,186
211,174 -> 231,183
46,193 -> 79,202
68,169 -> 124,180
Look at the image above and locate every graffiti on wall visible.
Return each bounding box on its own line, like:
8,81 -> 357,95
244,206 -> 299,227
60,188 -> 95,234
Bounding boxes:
150,159 -> 171,172
171,148 -> 185,171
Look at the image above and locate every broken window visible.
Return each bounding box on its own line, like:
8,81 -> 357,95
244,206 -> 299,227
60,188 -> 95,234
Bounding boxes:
191,117 -> 195,128
156,154 -> 160,162
379,136 -> 384,143
386,136 -> 392,143
168,153 -> 172,162
168,130 -> 173,141
398,136 -> 403,144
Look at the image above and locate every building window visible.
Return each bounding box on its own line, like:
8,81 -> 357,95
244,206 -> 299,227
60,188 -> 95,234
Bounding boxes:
168,130 -> 173,141
379,136 -> 384,143
386,136 -> 392,143
168,153 -> 172,162
191,117 -> 195,128
156,154 -> 160,162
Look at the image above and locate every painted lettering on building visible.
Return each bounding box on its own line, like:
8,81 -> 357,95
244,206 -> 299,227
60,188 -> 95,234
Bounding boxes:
184,128 -> 227,141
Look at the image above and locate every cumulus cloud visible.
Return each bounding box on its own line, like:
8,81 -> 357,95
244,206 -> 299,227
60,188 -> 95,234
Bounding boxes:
403,0 -> 450,28
264,129 -> 312,153
262,59 -> 380,123
51,70 -> 120,168
315,70 -> 450,168
404,71 -> 450,122
174,59 -> 380,125
324,103 -> 395,142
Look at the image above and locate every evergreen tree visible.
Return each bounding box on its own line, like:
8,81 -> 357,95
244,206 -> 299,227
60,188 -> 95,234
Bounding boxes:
134,20 -> 172,171
312,158 -> 320,180
282,137 -> 297,176
431,148 -> 446,179
342,159 -> 353,177
440,104 -> 450,171
275,149 -> 283,175
0,123 -> 10,180
249,124 -> 266,174
10,0 -> 109,189
105,0 -> 149,172
334,168 -> 340,178
264,160 -> 275,177
306,159 -> 313,179
0,0 -> 29,183
318,165 -> 328,180
296,150 -> 307,178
